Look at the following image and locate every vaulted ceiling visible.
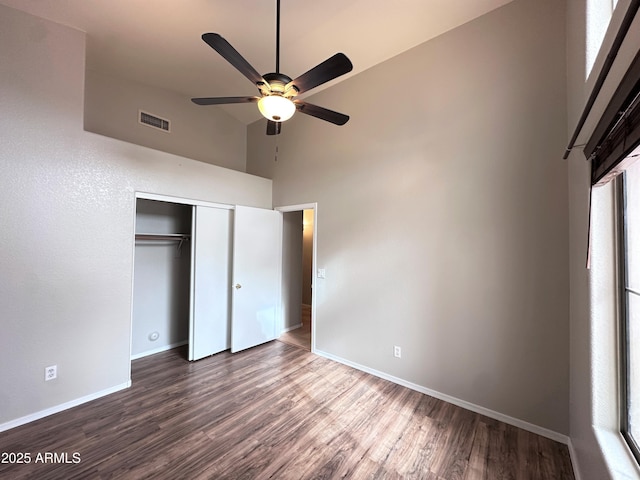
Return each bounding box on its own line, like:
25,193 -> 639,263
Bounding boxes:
1,0 -> 515,123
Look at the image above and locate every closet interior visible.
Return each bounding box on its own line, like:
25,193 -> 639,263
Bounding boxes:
132,199 -> 192,359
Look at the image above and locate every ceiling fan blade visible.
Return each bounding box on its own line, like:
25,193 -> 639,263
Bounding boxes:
202,33 -> 267,86
294,101 -> 349,126
266,120 -> 282,135
191,96 -> 259,106
287,53 -> 353,94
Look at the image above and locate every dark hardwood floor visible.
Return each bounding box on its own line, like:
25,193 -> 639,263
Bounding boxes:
0,342 -> 574,479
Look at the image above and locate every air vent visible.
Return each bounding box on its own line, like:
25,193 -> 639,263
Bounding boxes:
139,110 -> 170,132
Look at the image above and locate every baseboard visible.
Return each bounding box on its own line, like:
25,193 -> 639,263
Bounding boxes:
0,381 -> 131,433
281,323 -> 302,334
131,340 -> 188,360
567,438 -> 582,480
315,349 -> 570,445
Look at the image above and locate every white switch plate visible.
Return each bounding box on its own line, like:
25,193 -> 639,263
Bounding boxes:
394,346 -> 401,358
317,268 -> 326,279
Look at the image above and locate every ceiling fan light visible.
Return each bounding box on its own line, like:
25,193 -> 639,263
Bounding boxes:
258,95 -> 296,122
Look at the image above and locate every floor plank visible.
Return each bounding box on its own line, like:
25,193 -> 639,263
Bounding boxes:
278,304 -> 312,350
0,342 -> 574,479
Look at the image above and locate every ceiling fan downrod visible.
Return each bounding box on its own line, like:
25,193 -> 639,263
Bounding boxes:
276,0 -> 281,74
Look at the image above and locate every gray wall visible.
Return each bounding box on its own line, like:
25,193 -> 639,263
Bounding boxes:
0,5 -> 271,428
85,69 -> 247,172
248,0 -> 569,435
282,211 -> 304,330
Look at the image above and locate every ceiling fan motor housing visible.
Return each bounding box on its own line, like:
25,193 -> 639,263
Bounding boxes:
260,72 -> 297,96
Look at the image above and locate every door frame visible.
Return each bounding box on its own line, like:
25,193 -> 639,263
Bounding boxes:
275,203 -> 318,353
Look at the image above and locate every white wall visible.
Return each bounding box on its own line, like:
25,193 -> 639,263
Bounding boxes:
248,0 -> 569,435
85,69 -> 247,172
0,4 -> 272,429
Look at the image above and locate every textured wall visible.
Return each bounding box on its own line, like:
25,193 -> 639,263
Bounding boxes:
0,4 -> 271,428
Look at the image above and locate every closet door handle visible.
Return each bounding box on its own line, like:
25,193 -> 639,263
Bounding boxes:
235,284 -> 242,289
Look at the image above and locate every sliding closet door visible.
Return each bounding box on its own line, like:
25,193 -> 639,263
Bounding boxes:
231,206 -> 282,353
189,206 -> 232,361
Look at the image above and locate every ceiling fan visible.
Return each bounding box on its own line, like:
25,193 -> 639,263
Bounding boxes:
191,0 -> 353,135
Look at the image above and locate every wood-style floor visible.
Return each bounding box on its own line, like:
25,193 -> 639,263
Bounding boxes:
278,304 -> 312,351
0,342 -> 574,480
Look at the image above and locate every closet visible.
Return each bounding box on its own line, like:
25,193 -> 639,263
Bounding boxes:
132,199 -> 192,359
132,196 -> 282,362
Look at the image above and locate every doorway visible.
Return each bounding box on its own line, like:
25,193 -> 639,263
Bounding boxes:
276,204 -> 317,352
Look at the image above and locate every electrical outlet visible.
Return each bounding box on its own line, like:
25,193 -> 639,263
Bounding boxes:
394,346 -> 401,358
45,365 -> 57,381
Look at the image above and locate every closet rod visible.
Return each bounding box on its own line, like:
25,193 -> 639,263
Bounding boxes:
135,233 -> 191,241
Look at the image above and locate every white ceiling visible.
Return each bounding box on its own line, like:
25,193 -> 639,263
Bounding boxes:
1,0 -> 514,124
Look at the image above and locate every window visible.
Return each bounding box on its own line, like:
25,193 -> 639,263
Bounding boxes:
586,0 -> 619,78
620,158 -> 640,463
585,0 -> 640,473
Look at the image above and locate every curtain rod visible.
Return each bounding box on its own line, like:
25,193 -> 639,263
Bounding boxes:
563,0 -> 640,160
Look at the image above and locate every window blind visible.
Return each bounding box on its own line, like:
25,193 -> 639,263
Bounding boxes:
587,48 -> 640,186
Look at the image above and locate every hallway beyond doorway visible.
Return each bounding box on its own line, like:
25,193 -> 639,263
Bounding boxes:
278,304 -> 311,350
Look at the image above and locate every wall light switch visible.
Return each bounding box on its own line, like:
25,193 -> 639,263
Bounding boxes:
317,268 -> 326,279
